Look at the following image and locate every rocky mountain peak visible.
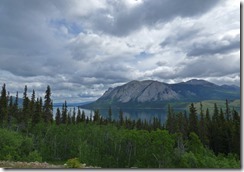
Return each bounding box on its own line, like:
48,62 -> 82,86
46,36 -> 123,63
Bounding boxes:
83,79 -> 240,108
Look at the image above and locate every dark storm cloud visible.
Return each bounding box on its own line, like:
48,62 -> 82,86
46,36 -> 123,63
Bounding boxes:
187,34 -> 240,57
89,0 -> 221,36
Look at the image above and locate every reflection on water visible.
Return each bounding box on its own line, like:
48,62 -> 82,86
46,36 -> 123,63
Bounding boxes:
53,106 -> 186,124
97,108 -> 186,124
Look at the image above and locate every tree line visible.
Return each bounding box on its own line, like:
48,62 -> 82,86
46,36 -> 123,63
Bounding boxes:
0,84 -> 53,132
0,84 -> 240,168
165,102 -> 240,157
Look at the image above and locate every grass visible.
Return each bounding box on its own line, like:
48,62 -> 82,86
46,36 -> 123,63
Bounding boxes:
189,99 -> 240,115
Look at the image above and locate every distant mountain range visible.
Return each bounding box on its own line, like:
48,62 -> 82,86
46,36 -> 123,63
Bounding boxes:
53,101 -> 93,107
81,79 -> 240,109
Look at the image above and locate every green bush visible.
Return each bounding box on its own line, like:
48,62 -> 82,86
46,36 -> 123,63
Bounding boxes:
25,150 -> 43,162
0,129 -> 22,161
65,158 -> 81,168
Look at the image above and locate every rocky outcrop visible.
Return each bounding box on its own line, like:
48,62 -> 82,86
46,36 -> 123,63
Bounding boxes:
82,79 -> 240,108
98,80 -> 179,103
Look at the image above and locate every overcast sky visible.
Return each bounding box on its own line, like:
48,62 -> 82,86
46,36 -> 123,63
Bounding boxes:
0,0 -> 240,103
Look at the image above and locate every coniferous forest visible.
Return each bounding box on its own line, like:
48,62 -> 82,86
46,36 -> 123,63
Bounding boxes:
0,84 -> 240,168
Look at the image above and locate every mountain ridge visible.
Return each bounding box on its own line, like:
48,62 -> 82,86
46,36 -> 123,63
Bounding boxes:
81,79 -> 240,109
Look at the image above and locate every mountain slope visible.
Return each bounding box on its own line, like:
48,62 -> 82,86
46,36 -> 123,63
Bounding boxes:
82,79 -> 240,108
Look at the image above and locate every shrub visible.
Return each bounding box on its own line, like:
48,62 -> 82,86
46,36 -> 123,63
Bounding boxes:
65,158 -> 81,168
25,150 -> 43,162
0,129 -> 22,161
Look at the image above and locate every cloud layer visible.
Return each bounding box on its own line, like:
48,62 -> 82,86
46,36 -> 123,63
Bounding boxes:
0,0 -> 240,102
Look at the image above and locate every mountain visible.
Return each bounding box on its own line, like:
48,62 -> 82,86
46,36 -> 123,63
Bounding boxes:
53,101 -> 93,107
81,79 -> 240,108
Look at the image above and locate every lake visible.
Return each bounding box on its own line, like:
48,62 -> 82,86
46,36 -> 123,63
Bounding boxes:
53,106 -> 186,124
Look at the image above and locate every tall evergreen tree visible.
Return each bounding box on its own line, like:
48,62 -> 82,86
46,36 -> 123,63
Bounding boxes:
76,108 -> 81,123
7,96 -> 14,128
72,107 -> 76,124
61,101 -> 67,124
13,92 -> 19,124
67,109 -> 72,125
119,109 -> 124,127
22,85 -> 30,129
231,108 -> 240,156
81,110 -> 86,122
0,83 -> 8,125
93,109 -> 100,123
176,112 -> 188,139
29,89 -> 35,119
219,108 -> 225,123
188,103 -> 198,135
225,99 -> 230,120
32,98 -> 41,126
183,110 -> 189,138
166,104 -> 175,134
205,108 -> 211,146
108,106 -> 112,123
43,85 -> 53,123
199,102 -> 206,144
28,89 -> 36,127
210,103 -> 222,154
39,97 -> 43,122
55,107 -> 61,125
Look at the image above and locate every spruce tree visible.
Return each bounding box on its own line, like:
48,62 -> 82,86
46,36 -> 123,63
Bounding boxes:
76,108 -> 81,123
55,107 -> 61,125
13,92 -> 19,124
61,101 -> 67,124
72,107 -> 76,124
205,108 -> 211,146
43,85 -> 53,123
176,112 -> 187,137
119,109 -> 124,127
7,96 -> 13,128
93,109 -> 100,123
183,110 -> 189,138
166,104 -> 175,133
22,85 -> 30,129
32,98 -> 41,126
199,102 -> 206,144
108,106 -> 112,123
67,110 -> 71,125
39,97 -> 43,122
231,108 -> 240,156
211,103 -> 221,154
225,99 -> 230,120
189,103 -> 198,135
29,89 -> 35,119
81,110 -> 86,122
0,83 -> 8,125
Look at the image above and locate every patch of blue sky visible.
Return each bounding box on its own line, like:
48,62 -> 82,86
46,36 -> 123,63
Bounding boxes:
49,19 -> 85,36
135,51 -> 153,59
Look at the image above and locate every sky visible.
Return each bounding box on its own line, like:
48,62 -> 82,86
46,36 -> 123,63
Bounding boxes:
0,0 -> 240,103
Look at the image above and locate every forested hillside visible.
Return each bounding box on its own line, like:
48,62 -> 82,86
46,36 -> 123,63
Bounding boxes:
0,84 -> 240,168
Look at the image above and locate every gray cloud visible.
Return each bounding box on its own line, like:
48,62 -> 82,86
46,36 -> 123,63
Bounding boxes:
88,0 -> 221,36
160,27 -> 201,48
187,34 -> 240,57
178,54 -> 240,78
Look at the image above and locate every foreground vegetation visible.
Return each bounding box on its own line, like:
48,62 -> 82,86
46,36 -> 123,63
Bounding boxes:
0,84 -> 240,168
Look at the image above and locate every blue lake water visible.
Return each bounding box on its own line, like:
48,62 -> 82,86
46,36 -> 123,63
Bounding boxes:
53,106 -> 186,124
